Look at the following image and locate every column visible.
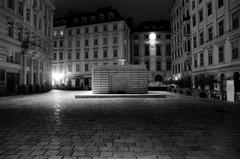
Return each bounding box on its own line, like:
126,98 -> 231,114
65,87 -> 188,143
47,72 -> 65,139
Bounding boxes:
30,57 -> 34,85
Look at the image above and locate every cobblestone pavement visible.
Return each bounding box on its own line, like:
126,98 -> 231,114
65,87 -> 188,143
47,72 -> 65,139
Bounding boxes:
0,90 -> 240,159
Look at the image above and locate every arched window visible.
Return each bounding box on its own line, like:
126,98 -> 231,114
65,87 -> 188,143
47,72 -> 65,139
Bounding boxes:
100,14 -> 105,21
73,18 -> 79,24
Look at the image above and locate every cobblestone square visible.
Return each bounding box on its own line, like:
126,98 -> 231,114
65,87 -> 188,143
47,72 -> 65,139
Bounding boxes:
0,90 -> 240,159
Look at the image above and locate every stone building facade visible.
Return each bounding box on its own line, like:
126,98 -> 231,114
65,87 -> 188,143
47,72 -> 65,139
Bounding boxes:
52,7 -> 131,88
190,0 -> 240,92
0,0 -> 54,94
170,0 -> 192,82
132,20 -> 172,84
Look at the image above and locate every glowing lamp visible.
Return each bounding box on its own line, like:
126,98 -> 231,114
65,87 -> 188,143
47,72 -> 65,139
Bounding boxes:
149,33 -> 156,45
52,73 -> 64,81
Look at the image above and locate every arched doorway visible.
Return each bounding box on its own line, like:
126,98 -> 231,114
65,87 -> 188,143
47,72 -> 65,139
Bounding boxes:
234,72 -> 240,92
155,75 -> 163,82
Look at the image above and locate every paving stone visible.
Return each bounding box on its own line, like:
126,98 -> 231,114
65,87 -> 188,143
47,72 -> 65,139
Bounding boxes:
0,91 -> 239,159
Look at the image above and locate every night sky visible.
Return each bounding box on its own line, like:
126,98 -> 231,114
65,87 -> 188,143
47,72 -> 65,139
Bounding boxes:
54,0 -> 173,25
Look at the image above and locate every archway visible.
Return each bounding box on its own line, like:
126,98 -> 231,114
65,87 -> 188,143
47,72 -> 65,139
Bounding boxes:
155,75 -> 163,82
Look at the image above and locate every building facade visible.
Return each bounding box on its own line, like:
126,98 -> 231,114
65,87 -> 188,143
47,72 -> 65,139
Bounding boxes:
190,0 -> 240,92
0,0 -> 54,94
52,7 -> 131,88
132,20 -> 172,84
170,0 -> 192,83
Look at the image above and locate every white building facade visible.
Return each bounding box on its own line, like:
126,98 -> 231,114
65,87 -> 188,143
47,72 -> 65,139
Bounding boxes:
170,0 -> 192,83
52,8 -> 131,88
190,0 -> 240,92
0,0 -> 54,94
132,21 -> 172,83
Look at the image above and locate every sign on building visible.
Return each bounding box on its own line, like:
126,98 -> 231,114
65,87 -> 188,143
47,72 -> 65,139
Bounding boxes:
227,80 -> 235,102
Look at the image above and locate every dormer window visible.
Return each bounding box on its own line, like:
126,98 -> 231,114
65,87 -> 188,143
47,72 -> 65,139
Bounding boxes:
82,17 -> 87,24
109,13 -> 114,20
91,16 -> 95,23
100,14 -> 105,21
73,18 -> 79,24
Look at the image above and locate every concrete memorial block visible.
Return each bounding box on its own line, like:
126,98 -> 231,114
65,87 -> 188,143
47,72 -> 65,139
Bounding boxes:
92,65 -> 148,94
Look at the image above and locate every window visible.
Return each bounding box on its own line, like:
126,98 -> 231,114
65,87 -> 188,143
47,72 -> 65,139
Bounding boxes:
113,24 -> 118,31
145,61 -> 149,70
85,51 -> 88,59
219,46 -> 224,63
60,30 -> 64,35
68,40 -> 72,48
18,1 -> 23,16
59,52 -> 63,60
68,64 -> 72,72
232,12 -> 239,30
145,45 -> 149,56
167,61 -> 171,71
94,50 -> 98,58
103,37 -> 108,45
60,40 -> 63,47
76,40 -> 80,47
53,52 -> 57,60
218,20 -> 224,36
68,51 -> 72,60
192,14 -> 196,26
91,16 -> 96,23
157,34 -> 161,39
166,44 -> 171,56
17,27 -> 22,41
113,37 -> 118,44
199,32 -> 204,45
208,50 -> 213,65
76,28 -> 80,35
194,54 -> 197,68
100,15 -> 105,21
113,49 -> 118,57
200,52 -> 204,66
85,27 -> 89,34
76,50 -> 80,59
193,36 -> 197,48
103,50 -> 108,58
134,46 -> 139,56
34,14 -> 37,26
232,40 -> 239,60
85,64 -> 88,72
207,2 -> 212,16
157,61 -> 161,71
218,0 -> 223,8
192,0 -> 195,10
8,0 -> 14,10
53,41 -> 57,47
26,8 -> 30,21
85,39 -> 89,47
208,27 -> 213,41
94,26 -> 98,32
53,31 -> 57,36
76,64 -> 80,72
94,39 -> 98,45
166,35 -> 171,39
68,29 -> 72,36
144,35 -> 148,40
157,45 -> 161,56
103,25 -> 108,32
7,21 -> 13,37
199,9 -> 203,22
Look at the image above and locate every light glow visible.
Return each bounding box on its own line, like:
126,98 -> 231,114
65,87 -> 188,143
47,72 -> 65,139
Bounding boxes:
52,73 -> 64,81
149,33 -> 156,45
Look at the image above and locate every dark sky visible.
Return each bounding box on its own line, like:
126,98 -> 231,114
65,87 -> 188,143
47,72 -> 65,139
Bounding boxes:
54,0 -> 173,25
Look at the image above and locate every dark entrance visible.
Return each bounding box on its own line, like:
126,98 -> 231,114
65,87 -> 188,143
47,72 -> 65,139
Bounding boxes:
155,75 -> 163,82
234,72 -> 240,92
6,72 -> 19,91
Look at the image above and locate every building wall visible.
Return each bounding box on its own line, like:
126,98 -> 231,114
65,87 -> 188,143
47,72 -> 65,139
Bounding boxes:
132,32 -> 172,83
170,0 -> 192,81
190,0 -> 240,90
0,0 -> 54,94
52,20 -> 131,87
